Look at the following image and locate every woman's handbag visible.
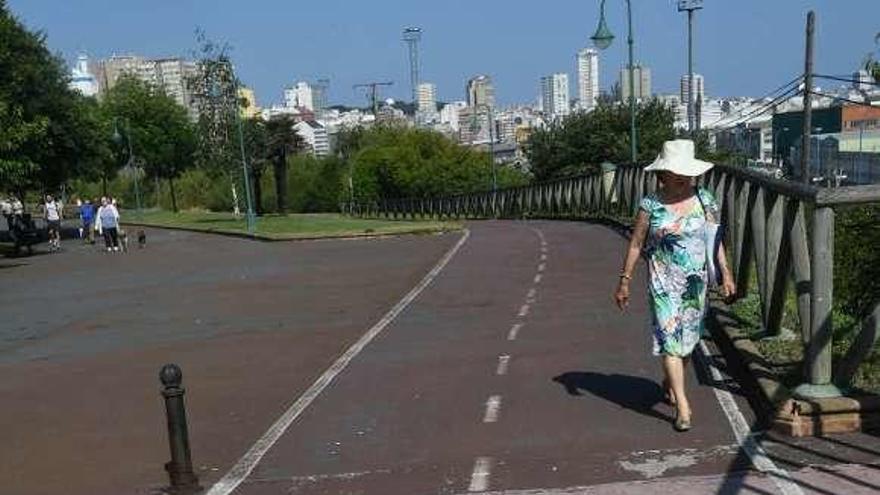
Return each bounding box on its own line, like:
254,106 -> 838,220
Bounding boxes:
695,188 -> 722,288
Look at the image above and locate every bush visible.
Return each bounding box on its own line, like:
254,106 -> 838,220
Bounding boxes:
835,204 -> 880,319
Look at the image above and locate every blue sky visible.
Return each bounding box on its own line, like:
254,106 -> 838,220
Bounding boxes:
8,1 -> 880,108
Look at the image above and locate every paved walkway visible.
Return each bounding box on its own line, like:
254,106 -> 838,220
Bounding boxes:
3,222 -> 880,494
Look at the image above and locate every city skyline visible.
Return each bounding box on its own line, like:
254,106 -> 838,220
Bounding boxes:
9,0 -> 879,108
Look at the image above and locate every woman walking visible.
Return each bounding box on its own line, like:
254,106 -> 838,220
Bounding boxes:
614,139 -> 735,432
97,197 -> 121,252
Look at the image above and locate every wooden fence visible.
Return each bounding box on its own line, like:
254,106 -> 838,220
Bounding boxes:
347,164 -> 880,398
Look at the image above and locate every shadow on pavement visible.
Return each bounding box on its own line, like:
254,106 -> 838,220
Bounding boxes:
552,371 -> 673,423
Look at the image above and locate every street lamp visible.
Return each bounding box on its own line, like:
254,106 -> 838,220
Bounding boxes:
112,117 -> 142,219
677,0 -> 703,135
592,0 -> 637,164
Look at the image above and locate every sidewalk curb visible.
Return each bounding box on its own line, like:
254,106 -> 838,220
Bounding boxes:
121,221 -> 461,243
708,299 -> 880,436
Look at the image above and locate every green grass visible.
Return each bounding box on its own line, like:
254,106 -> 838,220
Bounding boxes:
125,210 -> 461,240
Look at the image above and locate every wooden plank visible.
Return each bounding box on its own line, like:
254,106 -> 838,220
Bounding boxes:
735,181 -> 755,296
751,187 -> 768,322
789,200 -> 812,344
806,206 -> 835,386
714,163 -> 818,201
816,184 -> 880,206
764,193 -> 793,335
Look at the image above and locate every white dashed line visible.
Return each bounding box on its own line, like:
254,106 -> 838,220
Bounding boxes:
534,274 -> 543,284
205,231 -> 472,495
540,253 -> 547,261
518,304 -> 530,317
496,355 -> 510,376
468,457 -> 493,492
482,395 -> 502,423
507,323 -> 523,341
527,288 -> 536,299
538,263 -> 546,272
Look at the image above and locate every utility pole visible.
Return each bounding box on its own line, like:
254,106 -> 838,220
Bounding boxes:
678,0 -> 703,135
800,11 -> 815,184
353,81 -> 394,116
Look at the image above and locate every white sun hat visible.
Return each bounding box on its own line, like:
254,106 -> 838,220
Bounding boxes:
644,139 -> 714,177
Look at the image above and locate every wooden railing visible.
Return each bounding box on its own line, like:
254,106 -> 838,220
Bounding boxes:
347,164 -> 880,398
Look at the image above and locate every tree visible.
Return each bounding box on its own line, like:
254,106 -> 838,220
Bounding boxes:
865,32 -> 880,82
239,117 -> 267,215
264,115 -> 304,213
525,99 -> 675,181
102,77 -> 196,212
349,124 -> 523,201
0,1 -> 104,194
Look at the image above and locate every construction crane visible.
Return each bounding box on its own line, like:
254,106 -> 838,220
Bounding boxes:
353,81 -> 394,116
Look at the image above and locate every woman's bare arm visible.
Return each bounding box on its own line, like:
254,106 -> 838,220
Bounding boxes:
615,210 -> 649,310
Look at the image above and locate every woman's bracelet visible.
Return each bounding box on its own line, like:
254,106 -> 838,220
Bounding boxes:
619,273 -> 632,281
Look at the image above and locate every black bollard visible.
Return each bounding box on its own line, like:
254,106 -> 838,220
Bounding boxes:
159,364 -> 202,494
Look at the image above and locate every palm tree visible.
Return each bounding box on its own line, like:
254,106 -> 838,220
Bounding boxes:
264,115 -> 304,213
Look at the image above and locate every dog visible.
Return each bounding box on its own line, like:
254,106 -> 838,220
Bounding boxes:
137,229 -> 146,249
118,229 -> 129,253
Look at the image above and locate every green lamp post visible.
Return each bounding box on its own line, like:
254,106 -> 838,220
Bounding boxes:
592,0 -> 637,164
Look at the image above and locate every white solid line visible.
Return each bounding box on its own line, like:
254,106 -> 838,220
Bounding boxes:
696,341 -> 804,495
483,395 -> 502,423
507,323 -> 523,341
468,457 -> 493,492
538,263 -> 546,272
205,230 -> 472,495
518,304 -> 530,317
496,355 -> 510,376
534,274 -> 543,284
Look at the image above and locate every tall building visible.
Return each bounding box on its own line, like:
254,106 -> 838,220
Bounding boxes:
458,106 -> 492,143
312,79 -> 330,115
69,53 -> 99,97
417,82 -> 437,113
541,73 -> 570,119
284,81 -> 314,111
96,55 -> 198,113
467,75 -> 495,109
619,64 -> 652,102
680,73 -> 705,105
577,48 -> 600,111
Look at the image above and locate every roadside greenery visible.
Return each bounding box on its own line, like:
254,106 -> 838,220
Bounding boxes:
525,99 -> 676,181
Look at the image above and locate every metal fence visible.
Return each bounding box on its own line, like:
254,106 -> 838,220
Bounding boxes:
346,164 -> 880,397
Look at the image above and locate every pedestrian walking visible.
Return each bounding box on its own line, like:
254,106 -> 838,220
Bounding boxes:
97,197 -> 121,252
43,194 -> 62,252
614,139 -> 736,432
80,199 -> 96,243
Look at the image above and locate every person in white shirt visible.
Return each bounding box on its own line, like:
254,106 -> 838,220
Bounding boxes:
97,197 -> 121,252
43,194 -> 62,252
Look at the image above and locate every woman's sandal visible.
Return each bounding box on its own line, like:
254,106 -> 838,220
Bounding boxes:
673,411 -> 692,432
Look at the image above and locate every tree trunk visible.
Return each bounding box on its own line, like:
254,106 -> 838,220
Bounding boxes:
168,176 -> 178,213
274,154 -> 288,214
102,175 -> 108,198
253,168 -> 263,216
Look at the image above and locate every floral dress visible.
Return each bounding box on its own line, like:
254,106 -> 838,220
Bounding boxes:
639,188 -> 719,357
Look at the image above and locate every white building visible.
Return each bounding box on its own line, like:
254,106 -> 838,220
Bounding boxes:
577,48 -> 599,111
440,101 -> 468,132
854,70 -> 874,92
680,73 -> 705,106
284,81 -> 314,111
541,73 -> 570,119
619,64 -> 651,102
294,120 -> 330,156
69,53 -> 99,97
